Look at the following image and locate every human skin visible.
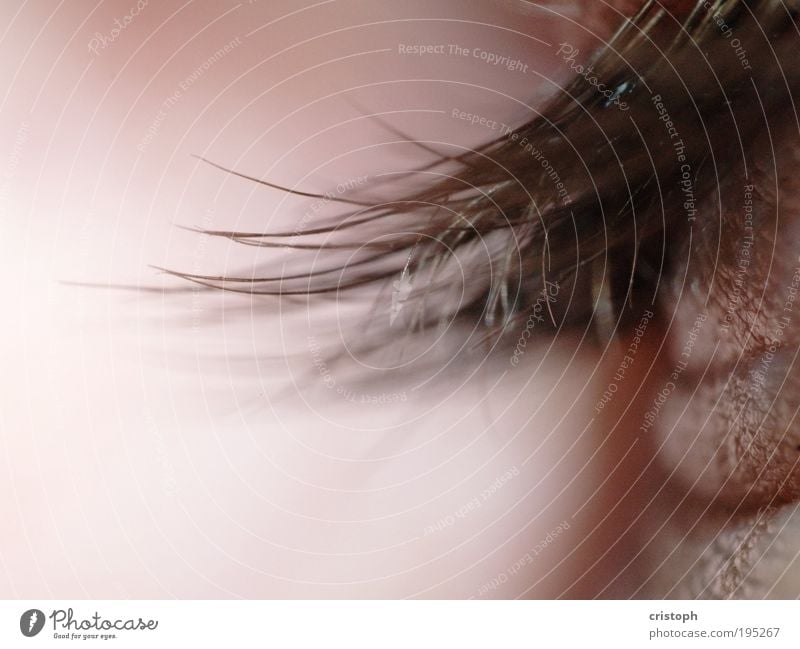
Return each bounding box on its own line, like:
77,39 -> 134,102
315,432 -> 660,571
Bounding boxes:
1,0 -> 799,599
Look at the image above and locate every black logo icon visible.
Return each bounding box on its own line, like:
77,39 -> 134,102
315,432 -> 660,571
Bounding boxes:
20,609 -> 45,637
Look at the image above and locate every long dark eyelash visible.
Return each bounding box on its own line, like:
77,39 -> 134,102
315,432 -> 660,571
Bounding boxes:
166,0 -> 800,354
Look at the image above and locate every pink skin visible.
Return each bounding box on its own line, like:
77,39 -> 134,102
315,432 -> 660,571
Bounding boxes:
1,0 -> 798,598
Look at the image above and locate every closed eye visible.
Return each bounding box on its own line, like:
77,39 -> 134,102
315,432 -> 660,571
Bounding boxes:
160,0 -> 800,598
169,0 -> 798,361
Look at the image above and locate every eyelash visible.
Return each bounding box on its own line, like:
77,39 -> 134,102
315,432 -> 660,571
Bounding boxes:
161,0 -> 799,361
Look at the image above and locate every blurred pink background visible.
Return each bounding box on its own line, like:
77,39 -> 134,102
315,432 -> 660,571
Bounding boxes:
3,0 -> 799,599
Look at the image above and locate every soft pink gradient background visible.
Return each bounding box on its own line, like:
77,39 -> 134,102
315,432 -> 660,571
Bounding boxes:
3,0 -> 800,599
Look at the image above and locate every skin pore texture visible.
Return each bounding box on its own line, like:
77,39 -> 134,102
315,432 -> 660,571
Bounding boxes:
635,120 -> 800,599
3,0 -> 800,600
589,2 -> 800,598
566,0 -> 800,598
